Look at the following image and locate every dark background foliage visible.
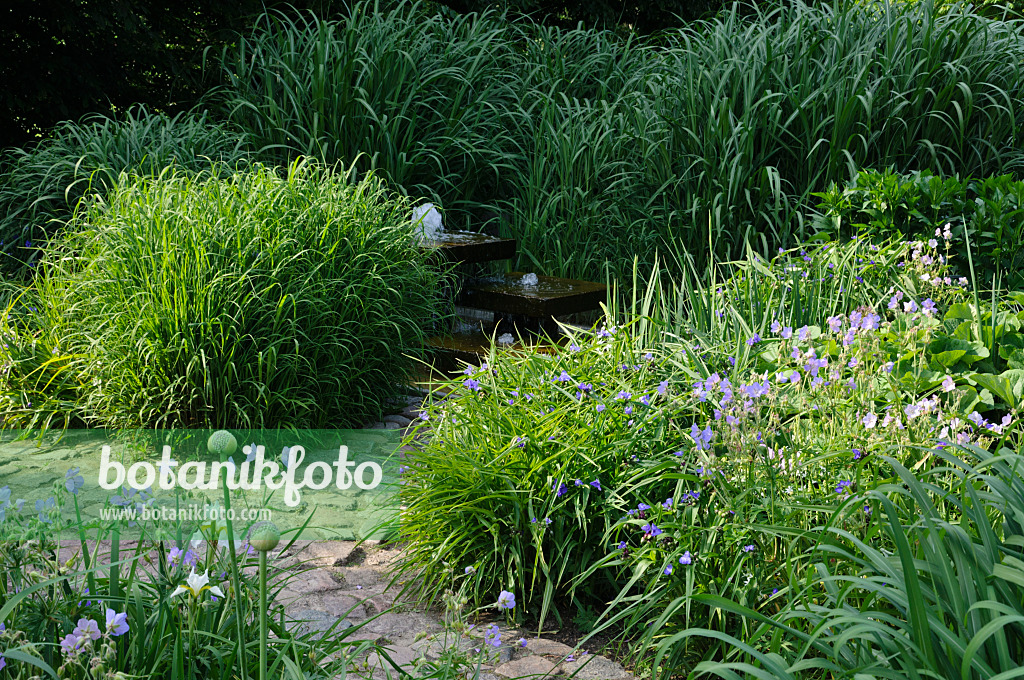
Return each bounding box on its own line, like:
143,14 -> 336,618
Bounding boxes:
0,0 -> 776,150
0,0 -> 333,150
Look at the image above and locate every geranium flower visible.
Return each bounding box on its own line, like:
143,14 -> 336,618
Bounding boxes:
497,590 -> 516,609
484,624 -> 501,647
105,609 -> 129,636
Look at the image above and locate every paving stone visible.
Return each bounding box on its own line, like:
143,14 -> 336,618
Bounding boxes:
363,611 -> 442,637
316,591 -> 370,619
338,566 -> 382,587
494,656 -> 557,678
297,540 -> 358,566
293,567 -> 346,592
290,609 -> 353,640
524,639 -> 575,658
365,643 -> 420,671
383,415 -> 413,427
556,655 -> 633,680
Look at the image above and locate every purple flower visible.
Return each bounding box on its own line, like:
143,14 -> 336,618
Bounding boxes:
862,412 -> 877,429
746,334 -> 761,346
519,637 -> 528,648
663,565 -> 673,575
555,370 -> 571,383
61,632 -> 87,656
463,378 -> 480,391
616,391 -> 632,401
497,590 -> 516,609
742,544 -> 756,553
641,523 -> 663,537
553,481 -> 568,497
590,479 -> 602,491
662,498 -> 673,510
574,479 -> 584,487
105,609 -> 129,636
658,380 -> 669,395
465,566 -> 476,574
484,624 -> 501,647
596,404 -> 606,413
679,551 -> 693,565
835,480 -> 853,495
617,541 -> 627,550
65,467 -> 84,494
75,618 -> 101,641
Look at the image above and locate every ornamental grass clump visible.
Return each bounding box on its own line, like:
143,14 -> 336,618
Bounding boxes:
0,106 -> 252,275
15,159 -> 449,429
217,0 -> 1024,282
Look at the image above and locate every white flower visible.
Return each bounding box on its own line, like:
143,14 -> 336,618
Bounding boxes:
942,375 -> 955,392
171,569 -> 225,600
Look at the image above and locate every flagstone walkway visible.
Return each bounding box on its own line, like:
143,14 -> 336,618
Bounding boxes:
277,540 -> 636,680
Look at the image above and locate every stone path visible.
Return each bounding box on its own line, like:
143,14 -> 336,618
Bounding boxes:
275,540 -> 636,680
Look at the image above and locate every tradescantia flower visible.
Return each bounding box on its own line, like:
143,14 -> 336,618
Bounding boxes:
171,569 -> 225,600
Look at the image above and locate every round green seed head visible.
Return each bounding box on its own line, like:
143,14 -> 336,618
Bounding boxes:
248,521 -> 281,552
207,430 -> 238,461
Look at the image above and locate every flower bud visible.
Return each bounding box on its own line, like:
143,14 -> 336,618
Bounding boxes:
207,430 -> 238,461
248,521 -> 281,553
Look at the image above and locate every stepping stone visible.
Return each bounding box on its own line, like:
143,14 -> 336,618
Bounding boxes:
421,231 -> 516,264
458,273 -> 606,318
494,655 -> 557,677
557,654 -> 635,680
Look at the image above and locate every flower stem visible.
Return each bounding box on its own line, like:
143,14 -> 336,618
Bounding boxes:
259,549 -> 268,680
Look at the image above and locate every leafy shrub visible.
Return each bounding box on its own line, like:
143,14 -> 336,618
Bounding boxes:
814,168 -> 1024,287
5,160 -> 449,429
217,0 -> 1024,282
0,106 -> 252,275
